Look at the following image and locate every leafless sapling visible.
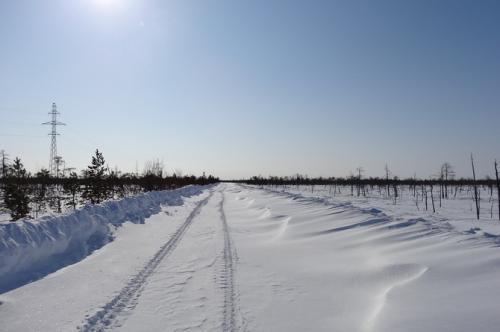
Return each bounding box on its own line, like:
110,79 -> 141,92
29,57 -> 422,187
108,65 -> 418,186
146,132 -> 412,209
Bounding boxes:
471,154 -> 480,220
423,185 -> 428,211
430,184 -> 436,213
393,176 -> 399,205
495,159 -> 500,221
441,162 -> 455,199
1,150 -> 10,178
356,167 -> 364,197
385,164 -> 390,198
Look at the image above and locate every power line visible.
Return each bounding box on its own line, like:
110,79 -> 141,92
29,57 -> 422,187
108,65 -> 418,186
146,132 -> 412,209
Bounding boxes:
0,134 -> 46,138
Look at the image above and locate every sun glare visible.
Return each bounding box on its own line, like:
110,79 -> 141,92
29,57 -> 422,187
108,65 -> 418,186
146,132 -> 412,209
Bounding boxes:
93,0 -> 119,9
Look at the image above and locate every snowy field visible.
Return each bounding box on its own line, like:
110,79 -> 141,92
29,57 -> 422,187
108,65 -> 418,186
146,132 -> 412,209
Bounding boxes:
1,183 -> 500,331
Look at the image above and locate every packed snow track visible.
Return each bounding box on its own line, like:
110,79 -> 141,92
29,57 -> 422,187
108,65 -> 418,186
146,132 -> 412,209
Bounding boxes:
79,192 -> 214,331
1,183 -> 500,332
219,193 -> 239,332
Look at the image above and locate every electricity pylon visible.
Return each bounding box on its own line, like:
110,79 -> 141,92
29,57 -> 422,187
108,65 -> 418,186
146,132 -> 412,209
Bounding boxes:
42,103 -> 65,177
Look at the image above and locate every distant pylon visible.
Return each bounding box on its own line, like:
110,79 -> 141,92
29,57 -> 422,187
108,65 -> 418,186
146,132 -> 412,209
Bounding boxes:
42,103 -> 65,177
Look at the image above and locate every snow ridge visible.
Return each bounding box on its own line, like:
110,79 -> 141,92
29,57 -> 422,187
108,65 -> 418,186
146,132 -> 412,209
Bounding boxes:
250,185 -> 464,242
79,190 -> 214,332
0,185 -> 208,294
362,263 -> 428,331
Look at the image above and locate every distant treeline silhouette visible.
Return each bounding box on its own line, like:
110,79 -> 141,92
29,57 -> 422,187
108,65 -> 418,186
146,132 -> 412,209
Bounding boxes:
234,159 -> 500,221
236,175 -> 497,187
0,149 -> 219,221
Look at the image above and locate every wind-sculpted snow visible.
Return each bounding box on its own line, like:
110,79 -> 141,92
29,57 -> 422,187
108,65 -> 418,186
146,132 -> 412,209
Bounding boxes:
0,185 -> 207,293
3,183 -> 500,331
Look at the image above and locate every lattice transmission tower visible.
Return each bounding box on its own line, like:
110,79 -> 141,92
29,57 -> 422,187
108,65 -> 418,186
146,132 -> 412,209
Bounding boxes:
42,103 -> 65,176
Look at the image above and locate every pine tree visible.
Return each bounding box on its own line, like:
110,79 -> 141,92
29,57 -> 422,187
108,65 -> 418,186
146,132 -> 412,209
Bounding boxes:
11,157 -> 27,178
82,149 -> 108,204
4,185 -> 30,220
4,157 -> 30,220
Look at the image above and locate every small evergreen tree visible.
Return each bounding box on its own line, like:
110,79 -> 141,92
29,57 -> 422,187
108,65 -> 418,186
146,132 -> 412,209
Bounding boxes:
4,157 -> 30,220
4,184 -> 30,220
82,149 -> 108,204
11,157 -> 27,178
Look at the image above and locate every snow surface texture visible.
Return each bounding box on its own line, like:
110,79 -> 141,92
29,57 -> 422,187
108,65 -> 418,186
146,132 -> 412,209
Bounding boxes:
80,191 -> 215,331
1,183 -> 500,331
0,185 -> 207,293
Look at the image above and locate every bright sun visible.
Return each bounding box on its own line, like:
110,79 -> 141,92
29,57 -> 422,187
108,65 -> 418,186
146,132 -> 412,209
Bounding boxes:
93,0 -> 119,9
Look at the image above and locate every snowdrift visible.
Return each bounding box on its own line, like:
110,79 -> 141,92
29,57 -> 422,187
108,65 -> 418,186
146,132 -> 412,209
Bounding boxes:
0,185 -> 207,293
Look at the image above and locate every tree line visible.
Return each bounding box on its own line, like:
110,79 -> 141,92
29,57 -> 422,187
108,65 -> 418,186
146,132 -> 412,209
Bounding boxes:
235,161 -> 500,220
0,149 -> 219,221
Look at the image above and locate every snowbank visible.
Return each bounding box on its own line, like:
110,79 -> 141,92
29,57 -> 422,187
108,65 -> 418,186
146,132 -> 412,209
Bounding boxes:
0,185 -> 207,293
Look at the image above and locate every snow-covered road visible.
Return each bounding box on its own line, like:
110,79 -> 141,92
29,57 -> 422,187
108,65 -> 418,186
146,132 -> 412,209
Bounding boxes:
1,183 -> 500,331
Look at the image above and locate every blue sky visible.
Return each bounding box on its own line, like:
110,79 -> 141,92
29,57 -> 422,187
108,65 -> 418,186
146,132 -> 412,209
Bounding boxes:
1,0 -> 499,179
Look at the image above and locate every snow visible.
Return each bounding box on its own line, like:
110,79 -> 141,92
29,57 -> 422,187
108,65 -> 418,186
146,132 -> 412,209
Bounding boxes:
230,185 -> 500,331
1,183 -> 500,331
0,185 -> 207,293
0,213 -> 10,223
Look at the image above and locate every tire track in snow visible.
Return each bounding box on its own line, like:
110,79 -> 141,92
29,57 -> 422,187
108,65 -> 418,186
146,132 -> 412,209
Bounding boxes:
79,191 -> 214,332
219,192 -> 239,332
